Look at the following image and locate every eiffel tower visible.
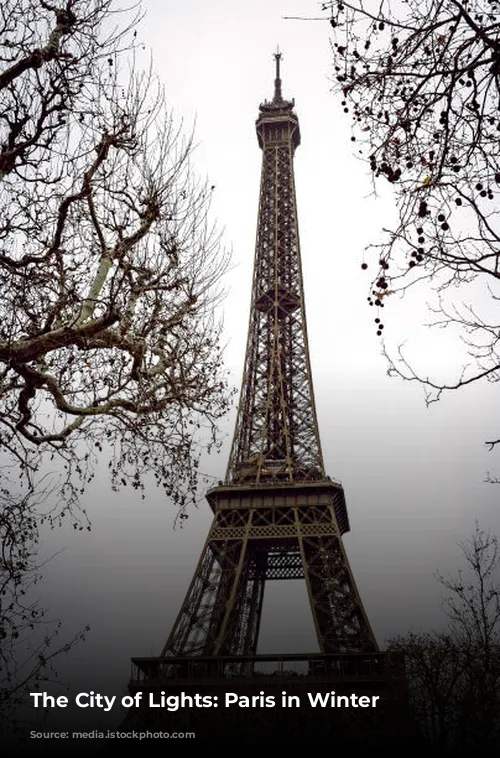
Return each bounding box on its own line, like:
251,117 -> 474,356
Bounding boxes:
158,50 -> 377,660
122,52 -> 406,748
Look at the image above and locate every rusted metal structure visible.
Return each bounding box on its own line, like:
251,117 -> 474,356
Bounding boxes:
159,52 -> 377,660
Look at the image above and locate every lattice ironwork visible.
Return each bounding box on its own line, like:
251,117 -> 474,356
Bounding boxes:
152,52 -> 377,671
225,54 -> 324,486
163,491 -> 376,657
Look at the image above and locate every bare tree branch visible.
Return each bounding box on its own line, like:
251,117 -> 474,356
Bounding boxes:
388,524 -> 500,751
323,0 -> 500,476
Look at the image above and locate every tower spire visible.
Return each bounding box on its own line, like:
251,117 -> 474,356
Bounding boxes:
260,47 -> 295,113
273,46 -> 283,103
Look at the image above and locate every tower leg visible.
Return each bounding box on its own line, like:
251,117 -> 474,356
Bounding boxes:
224,548 -> 267,661
163,538 -> 247,656
299,531 -> 377,652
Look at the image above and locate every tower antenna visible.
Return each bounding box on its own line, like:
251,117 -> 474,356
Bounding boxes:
274,45 -> 283,102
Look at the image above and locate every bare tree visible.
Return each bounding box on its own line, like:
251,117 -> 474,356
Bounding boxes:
0,0 -> 232,512
0,482 -> 89,735
389,525 -> 500,753
438,525 -> 500,746
388,631 -> 465,752
321,0 -> 500,463
0,0 -> 232,731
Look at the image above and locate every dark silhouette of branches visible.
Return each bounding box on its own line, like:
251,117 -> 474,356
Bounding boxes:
389,524 -> 500,754
0,0 -> 232,513
0,481 -> 89,736
323,0 -> 500,462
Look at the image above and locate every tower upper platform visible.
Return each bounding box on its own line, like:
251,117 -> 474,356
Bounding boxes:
256,51 -> 301,150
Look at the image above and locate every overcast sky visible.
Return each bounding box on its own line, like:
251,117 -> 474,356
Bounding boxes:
32,0 -> 500,733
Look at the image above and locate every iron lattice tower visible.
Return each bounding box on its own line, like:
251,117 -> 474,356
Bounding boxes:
160,53 -> 377,659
